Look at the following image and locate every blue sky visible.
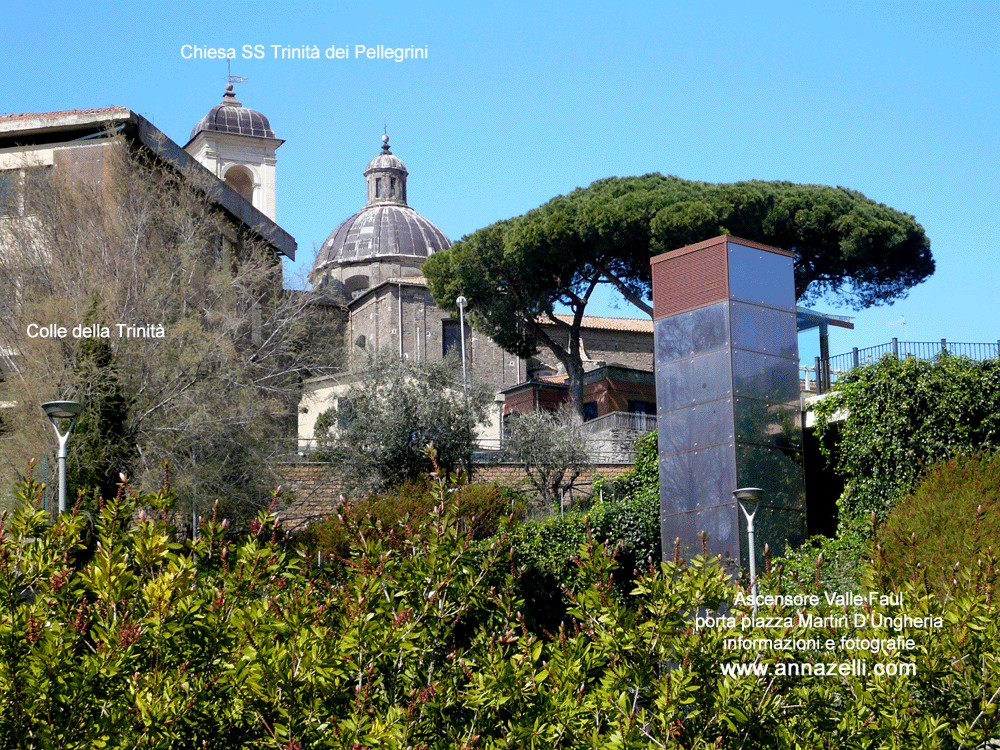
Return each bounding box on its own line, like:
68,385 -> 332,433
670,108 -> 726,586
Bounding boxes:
4,0 -> 998,365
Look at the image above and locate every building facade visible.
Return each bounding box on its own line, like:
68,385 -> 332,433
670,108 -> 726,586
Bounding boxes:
298,135 -> 657,454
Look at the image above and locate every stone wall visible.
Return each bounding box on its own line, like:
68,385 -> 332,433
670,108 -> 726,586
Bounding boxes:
275,463 -> 345,533
347,283 -> 524,394
580,328 -> 654,371
275,460 -> 635,533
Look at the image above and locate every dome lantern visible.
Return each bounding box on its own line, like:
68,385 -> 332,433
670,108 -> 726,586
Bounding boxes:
364,134 -> 408,205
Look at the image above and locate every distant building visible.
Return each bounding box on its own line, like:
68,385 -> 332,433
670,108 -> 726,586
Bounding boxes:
0,94 -> 658,465
0,94 -> 297,494
299,136 -> 656,456
0,101 -> 294,264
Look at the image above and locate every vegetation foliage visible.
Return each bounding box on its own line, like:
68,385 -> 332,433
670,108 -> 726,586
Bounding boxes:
812,354 -> 1000,524
0,141 -> 339,520
64,298 -> 136,510
877,452 -> 1000,598
501,409 -> 588,509
314,352 -> 492,495
302,476 -> 523,561
3,461 -> 1000,748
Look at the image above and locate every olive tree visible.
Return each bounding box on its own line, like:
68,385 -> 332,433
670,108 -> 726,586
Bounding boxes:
314,351 -> 492,494
502,408 -> 589,509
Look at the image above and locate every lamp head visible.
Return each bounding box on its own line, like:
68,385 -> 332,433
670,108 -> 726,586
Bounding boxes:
733,487 -> 764,504
42,401 -> 84,420
456,296 -> 467,309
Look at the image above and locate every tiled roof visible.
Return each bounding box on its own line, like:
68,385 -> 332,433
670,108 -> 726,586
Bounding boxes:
0,106 -> 128,122
552,314 -> 653,333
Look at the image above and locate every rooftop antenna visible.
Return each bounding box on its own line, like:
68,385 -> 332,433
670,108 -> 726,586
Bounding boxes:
888,315 -> 908,342
227,58 -> 248,85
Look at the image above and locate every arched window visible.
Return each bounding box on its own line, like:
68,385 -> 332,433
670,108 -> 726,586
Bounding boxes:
224,166 -> 254,203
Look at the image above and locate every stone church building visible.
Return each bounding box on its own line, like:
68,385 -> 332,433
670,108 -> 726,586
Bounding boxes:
299,131 -> 657,453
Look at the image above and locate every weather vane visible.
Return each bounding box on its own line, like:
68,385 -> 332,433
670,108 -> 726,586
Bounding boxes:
227,58 -> 248,85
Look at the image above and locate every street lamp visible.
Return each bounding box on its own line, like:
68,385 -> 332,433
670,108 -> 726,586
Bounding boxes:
456,296 -> 468,395
42,400 -> 84,515
733,487 -> 764,615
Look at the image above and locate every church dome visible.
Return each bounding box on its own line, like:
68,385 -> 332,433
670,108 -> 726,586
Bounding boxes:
365,150 -> 406,173
188,84 -> 276,142
312,136 -> 451,276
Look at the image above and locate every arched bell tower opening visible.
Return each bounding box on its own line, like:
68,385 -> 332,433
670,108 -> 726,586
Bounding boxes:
224,164 -> 255,204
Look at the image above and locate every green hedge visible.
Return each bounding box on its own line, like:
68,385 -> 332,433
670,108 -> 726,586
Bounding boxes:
4,466 -> 1000,747
814,354 -> 1000,523
877,452 -> 1000,597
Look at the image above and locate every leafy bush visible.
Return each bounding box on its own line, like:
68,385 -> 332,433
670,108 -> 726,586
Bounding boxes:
0,464 -> 516,748
302,476 -> 523,560
596,430 -> 658,503
6,454 -> 1000,747
772,517 -> 873,594
315,351 -> 493,494
876,452 -> 1000,597
497,488 -> 661,634
814,354 -> 1000,523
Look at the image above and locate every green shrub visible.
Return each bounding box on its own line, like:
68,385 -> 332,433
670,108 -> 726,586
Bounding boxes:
597,430 -> 658,503
876,452 -> 1000,597
814,354 -> 1000,524
495,487 -> 661,634
5,463 -> 1000,746
302,477 -> 524,560
773,517 -> 873,594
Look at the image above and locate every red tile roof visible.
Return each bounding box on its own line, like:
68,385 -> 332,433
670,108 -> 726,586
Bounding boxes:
552,314 -> 653,333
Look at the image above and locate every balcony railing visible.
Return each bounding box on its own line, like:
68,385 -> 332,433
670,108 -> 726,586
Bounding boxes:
580,411 -> 658,435
801,338 -> 1000,395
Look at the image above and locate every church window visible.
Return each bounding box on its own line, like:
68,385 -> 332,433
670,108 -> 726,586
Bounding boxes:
390,178 -> 396,197
442,319 -> 462,357
375,177 -> 382,198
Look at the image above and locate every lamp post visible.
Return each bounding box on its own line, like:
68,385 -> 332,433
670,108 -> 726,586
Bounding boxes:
456,296 -> 468,396
42,401 -> 84,515
733,487 -> 764,615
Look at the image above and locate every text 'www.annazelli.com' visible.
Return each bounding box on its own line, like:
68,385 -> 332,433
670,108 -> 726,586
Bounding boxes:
720,660 -> 917,678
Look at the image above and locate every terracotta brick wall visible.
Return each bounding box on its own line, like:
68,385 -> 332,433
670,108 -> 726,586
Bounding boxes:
274,463 -> 345,533
275,461 -> 635,533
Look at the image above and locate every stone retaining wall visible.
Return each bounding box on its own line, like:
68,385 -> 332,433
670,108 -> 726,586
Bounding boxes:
275,461 -> 635,533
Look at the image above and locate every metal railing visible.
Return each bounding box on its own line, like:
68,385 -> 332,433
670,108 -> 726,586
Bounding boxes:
801,338 -> 1000,395
274,433 -> 640,466
579,411 -> 658,435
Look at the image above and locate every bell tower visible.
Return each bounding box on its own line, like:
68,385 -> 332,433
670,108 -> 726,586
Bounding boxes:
185,84 -> 283,221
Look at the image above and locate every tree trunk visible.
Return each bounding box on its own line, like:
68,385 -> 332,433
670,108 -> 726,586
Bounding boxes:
563,349 -> 586,424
